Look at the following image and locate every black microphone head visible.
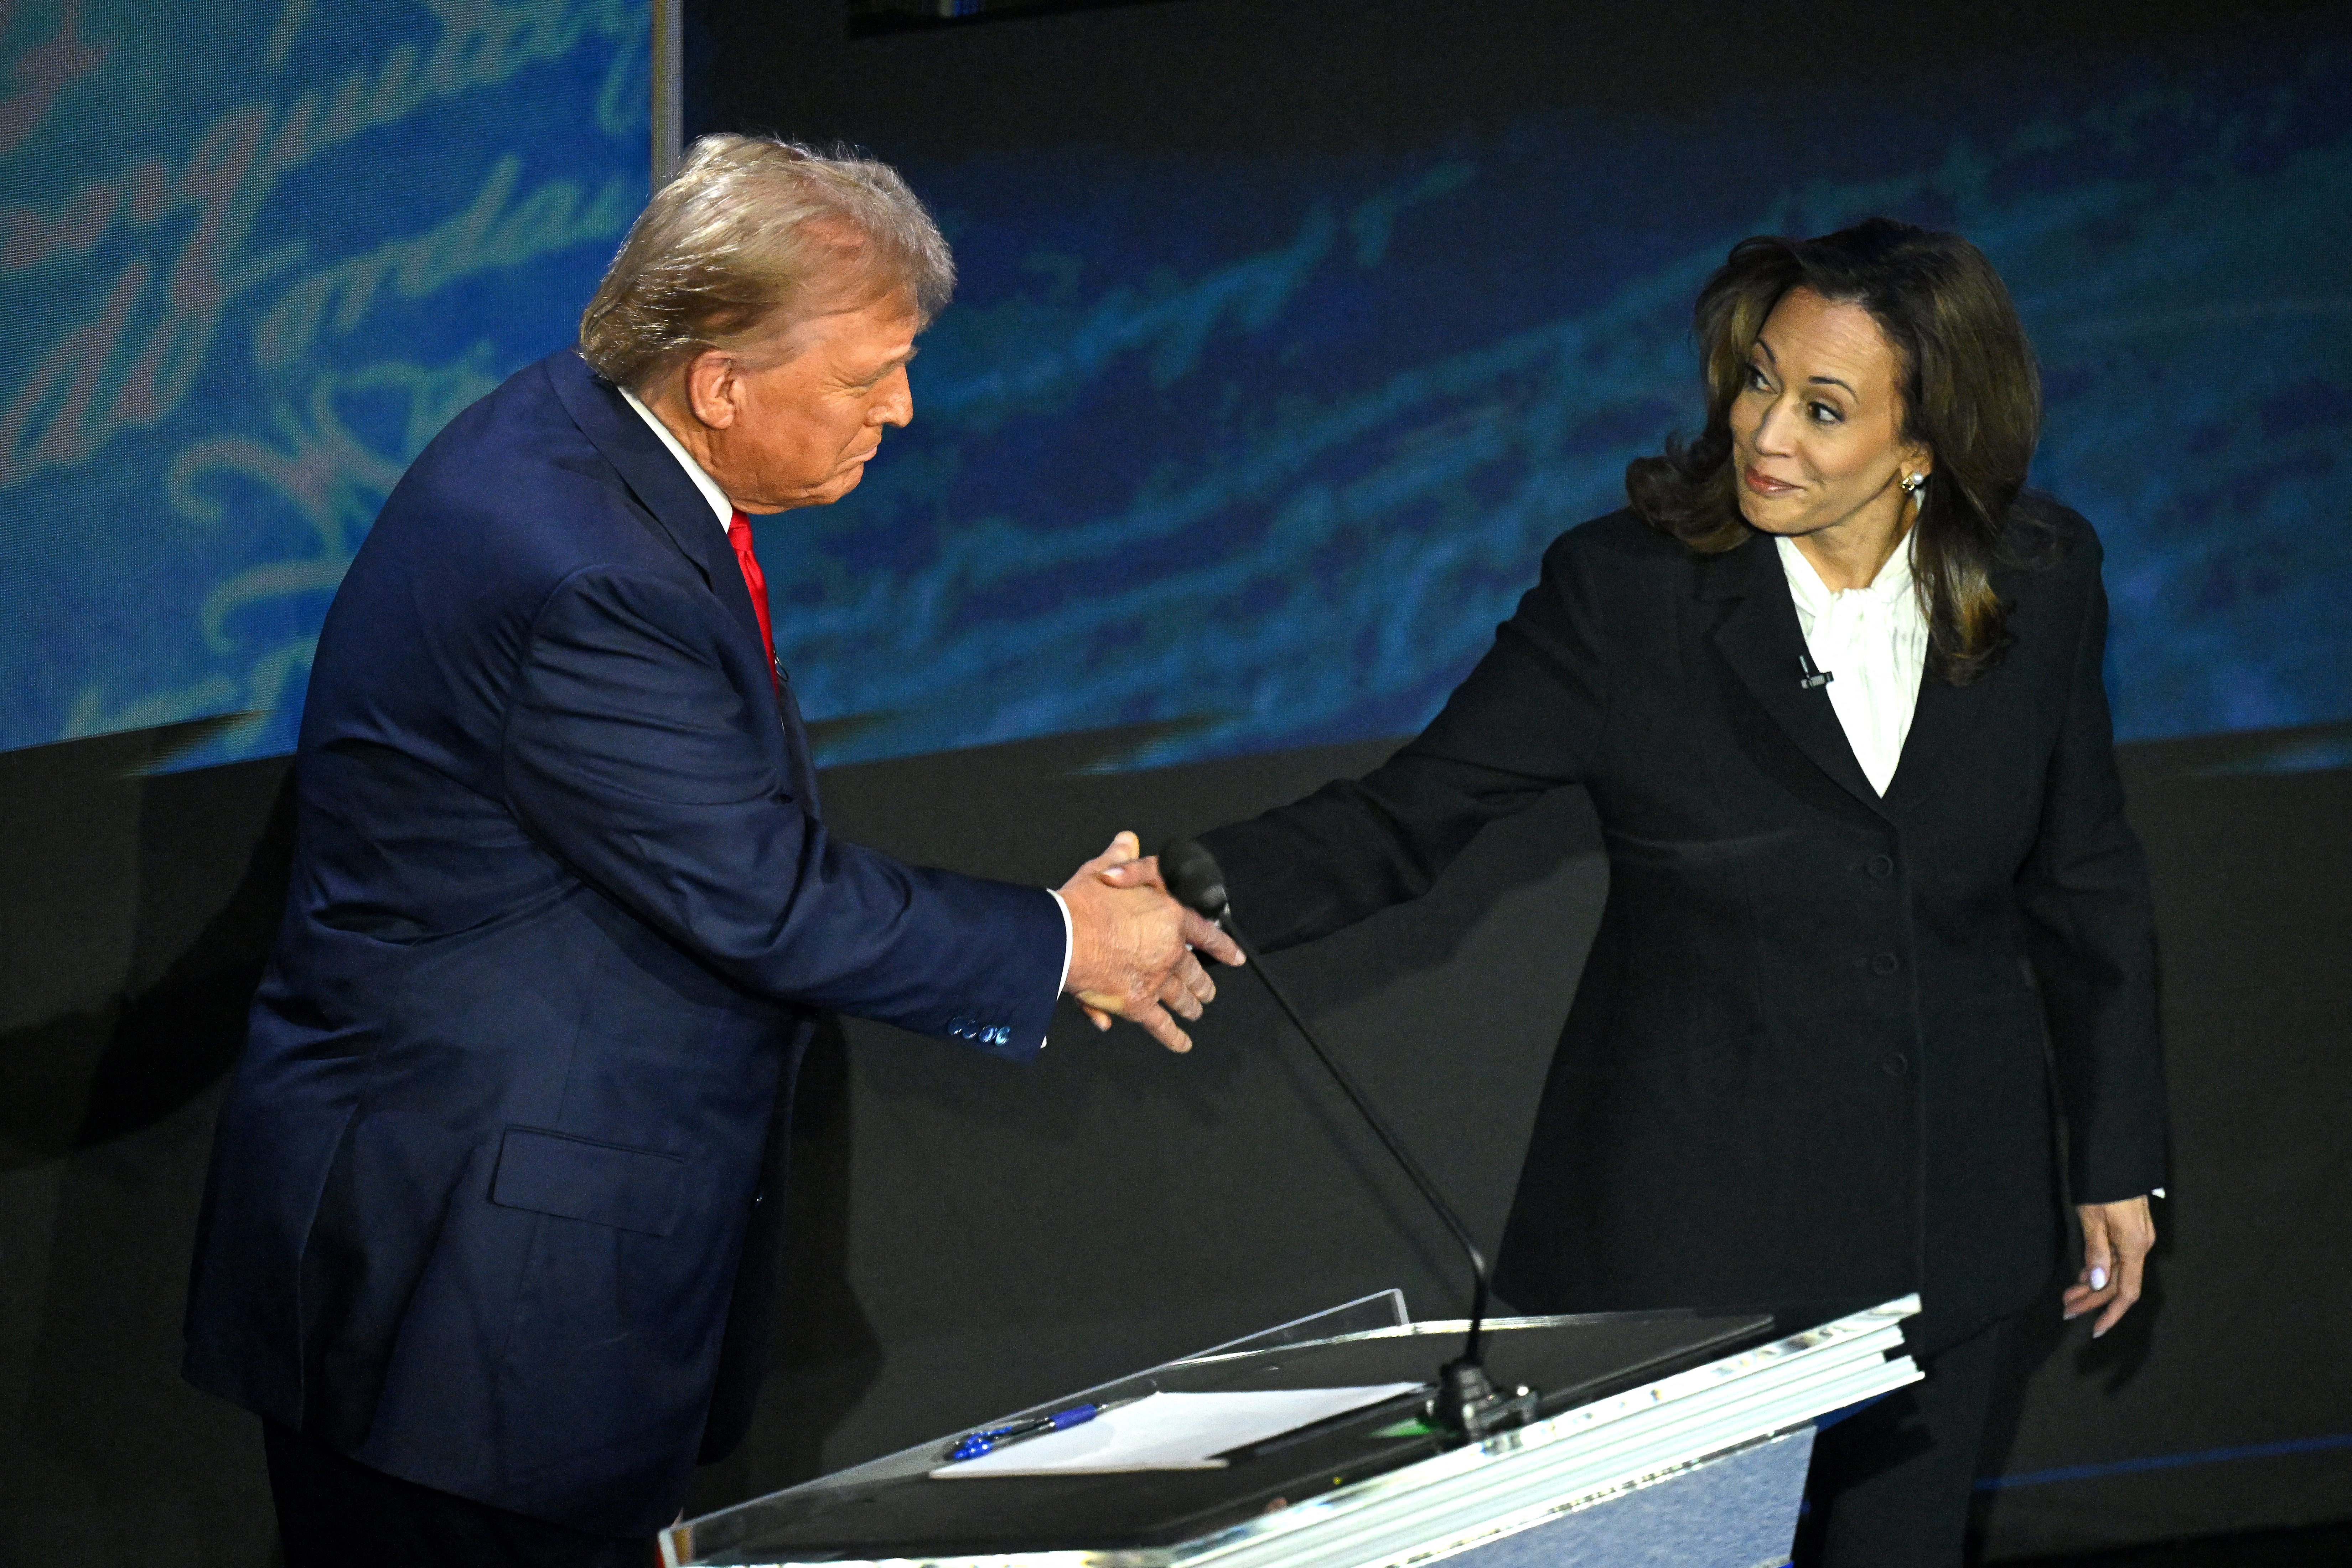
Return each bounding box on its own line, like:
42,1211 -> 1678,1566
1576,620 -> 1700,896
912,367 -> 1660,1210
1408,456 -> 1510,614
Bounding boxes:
1158,837 -> 1231,924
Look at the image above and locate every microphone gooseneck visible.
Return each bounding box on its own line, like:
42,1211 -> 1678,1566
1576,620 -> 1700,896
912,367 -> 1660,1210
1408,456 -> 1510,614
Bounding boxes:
1159,838 -> 1539,1440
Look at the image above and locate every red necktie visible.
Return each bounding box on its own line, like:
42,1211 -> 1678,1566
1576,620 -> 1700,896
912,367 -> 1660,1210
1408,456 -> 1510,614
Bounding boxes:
726,509 -> 779,690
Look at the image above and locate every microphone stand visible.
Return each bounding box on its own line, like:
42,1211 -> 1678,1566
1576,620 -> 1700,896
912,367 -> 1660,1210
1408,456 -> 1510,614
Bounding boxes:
1159,839 -> 1541,1442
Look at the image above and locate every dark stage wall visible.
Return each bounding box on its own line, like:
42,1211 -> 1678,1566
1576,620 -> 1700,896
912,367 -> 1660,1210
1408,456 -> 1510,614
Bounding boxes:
2,717 -> 2348,1563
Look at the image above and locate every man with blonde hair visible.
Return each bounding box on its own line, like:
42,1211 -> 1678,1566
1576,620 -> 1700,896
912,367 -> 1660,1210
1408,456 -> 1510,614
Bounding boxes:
183,136 -> 1238,1568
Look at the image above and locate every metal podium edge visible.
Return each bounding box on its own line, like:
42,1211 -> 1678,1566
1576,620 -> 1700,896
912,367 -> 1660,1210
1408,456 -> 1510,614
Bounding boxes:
663,1297 -> 1921,1568
1177,1298 -> 1920,1568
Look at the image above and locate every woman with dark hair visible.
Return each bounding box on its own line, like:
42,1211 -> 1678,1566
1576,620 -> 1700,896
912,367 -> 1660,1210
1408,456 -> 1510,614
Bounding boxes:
1154,219 -> 2166,1566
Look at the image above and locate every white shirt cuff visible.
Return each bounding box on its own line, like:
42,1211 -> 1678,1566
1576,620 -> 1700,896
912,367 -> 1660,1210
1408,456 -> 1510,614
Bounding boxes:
1045,888 -> 1074,1049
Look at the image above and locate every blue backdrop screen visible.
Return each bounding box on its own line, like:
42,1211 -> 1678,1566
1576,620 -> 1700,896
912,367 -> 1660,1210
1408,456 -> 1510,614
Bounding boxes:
0,0 -> 647,764
1,8 -> 2345,771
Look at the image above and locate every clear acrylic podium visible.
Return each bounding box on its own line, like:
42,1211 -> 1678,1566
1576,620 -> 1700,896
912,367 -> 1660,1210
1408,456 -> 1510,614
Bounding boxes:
662,1293 -> 1921,1568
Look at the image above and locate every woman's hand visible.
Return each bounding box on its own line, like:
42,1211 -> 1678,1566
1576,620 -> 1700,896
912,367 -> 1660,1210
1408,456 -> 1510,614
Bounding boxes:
1066,834 -> 1241,1040
2063,1195 -> 2156,1338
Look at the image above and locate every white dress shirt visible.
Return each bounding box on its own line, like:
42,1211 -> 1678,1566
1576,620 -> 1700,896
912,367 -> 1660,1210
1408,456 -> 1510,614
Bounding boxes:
1777,532 -> 1928,797
616,387 -> 1075,1034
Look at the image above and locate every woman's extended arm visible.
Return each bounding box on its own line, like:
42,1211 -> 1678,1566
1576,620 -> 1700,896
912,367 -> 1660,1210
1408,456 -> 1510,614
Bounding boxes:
1194,523 -> 1619,953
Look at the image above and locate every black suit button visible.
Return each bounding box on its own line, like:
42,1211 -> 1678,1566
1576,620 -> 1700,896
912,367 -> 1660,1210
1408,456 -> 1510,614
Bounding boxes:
1870,952 -> 1899,976
1867,854 -> 1894,878
1880,1051 -> 1910,1078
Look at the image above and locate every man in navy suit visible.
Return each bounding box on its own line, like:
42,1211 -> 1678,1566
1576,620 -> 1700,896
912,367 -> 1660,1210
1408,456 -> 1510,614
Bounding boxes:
183,135 -> 1240,1567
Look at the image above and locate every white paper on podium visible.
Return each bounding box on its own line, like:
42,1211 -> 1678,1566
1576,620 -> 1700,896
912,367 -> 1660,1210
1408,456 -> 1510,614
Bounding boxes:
930,1385 -> 1425,1478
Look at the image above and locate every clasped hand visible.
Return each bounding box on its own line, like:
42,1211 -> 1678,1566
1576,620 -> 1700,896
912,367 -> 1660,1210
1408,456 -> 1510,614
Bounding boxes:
1058,832 -> 1244,1053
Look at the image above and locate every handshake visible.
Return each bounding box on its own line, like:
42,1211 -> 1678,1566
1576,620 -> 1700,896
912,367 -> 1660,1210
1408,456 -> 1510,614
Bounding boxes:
1057,831 -> 1244,1053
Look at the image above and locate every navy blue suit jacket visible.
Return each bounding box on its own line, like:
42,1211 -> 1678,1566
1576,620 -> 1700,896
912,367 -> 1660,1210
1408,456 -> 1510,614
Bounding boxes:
183,350 -> 1065,1536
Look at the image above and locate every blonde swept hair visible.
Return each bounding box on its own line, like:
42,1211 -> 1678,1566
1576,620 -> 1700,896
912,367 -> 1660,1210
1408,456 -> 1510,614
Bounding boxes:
579,134 -> 955,392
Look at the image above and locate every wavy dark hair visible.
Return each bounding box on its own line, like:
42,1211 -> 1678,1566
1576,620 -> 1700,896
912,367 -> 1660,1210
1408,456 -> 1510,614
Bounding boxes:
1626,218 -> 2055,683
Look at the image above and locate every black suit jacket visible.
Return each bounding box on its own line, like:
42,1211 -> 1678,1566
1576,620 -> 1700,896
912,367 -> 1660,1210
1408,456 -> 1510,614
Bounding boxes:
1201,504 -> 2166,1352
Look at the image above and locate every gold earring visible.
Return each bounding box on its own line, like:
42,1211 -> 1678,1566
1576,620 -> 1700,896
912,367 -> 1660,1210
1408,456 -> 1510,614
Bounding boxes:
1900,472 -> 1925,495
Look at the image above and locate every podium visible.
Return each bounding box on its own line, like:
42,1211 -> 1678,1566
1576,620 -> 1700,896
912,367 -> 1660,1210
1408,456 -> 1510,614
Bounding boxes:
663,1294 -> 1920,1568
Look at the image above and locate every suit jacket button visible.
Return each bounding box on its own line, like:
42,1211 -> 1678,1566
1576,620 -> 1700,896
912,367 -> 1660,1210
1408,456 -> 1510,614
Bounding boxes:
1870,952 -> 1900,976
1880,1051 -> 1910,1078
1867,854 -> 1894,878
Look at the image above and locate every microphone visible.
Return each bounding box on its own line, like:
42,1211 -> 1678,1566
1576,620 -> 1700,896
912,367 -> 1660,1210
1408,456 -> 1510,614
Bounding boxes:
1158,838 -> 1540,1441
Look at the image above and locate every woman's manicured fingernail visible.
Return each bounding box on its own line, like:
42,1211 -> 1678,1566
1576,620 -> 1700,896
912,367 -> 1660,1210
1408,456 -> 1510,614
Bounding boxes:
2089,1267 -> 2108,1290
2091,1323 -> 2108,1339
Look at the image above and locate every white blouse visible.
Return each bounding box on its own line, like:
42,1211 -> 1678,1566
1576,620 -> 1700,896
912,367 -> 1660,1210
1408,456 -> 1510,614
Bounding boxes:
1777,533 -> 1929,796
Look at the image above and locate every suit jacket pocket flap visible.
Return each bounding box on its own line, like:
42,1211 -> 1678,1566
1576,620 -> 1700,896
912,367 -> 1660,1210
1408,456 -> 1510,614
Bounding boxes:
491,1127 -> 686,1236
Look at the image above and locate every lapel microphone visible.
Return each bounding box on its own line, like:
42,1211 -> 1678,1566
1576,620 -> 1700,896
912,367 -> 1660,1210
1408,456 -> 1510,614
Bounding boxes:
1798,652 -> 1834,690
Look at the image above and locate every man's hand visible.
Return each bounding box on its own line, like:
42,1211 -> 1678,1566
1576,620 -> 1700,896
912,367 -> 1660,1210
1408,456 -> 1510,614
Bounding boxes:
1060,833 -> 1244,1052
2063,1195 -> 2156,1338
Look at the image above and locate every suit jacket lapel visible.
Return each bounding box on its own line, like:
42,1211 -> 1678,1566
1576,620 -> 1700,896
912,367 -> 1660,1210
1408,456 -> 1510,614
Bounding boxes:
548,354 -> 767,643
545,353 -> 819,808
1698,533 -> 1891,820
1879,609 -> 1997,823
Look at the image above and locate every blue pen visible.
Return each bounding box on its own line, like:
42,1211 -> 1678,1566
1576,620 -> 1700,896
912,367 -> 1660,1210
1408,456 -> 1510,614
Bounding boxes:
944,1397 -> 1134,1463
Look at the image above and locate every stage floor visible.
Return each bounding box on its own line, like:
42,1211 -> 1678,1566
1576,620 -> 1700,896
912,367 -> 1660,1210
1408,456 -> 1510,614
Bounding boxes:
2000,1518 -> 2352,1567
